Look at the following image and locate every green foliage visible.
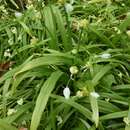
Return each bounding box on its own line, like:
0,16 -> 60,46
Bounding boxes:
0,0 -> 130,130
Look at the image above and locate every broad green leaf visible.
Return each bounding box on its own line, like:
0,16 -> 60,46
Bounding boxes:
113,84 -> 130,90
92,65 -> 112,87
11,67 -> 52,94
15,55 -> 74,75
30,71 -> 63,130
98,100 -> 121,113
55,7 -> 72,51
100,111 -> 127,120
43,5 -> 58,50
89,26 -> 114,47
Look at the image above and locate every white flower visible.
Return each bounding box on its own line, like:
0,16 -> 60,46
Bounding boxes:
71,49 -> 77,54
121,3 -> 125,6
26,4 -> 34,9
56,115 -> 63,125
105,98 -> 110,102
126,30 -> 130,37
4,49 -> 12,57
123,117 -> 130,125
99,53 -> 111,59
30,37 -> 38,45
79,19 -> 89,28
7,108 -> 17,116
17,98 -> 23,105
127,12 -> 130,16
69,66 -> 78,74
15,12 -> 22,17
117,29 -> 121,34
63,87 -> 70,99
118,72 -> 122,78
76,91 -> 84,97
21,120 -> 27,125
90,92 -> 100,98
65,3 -> 74,13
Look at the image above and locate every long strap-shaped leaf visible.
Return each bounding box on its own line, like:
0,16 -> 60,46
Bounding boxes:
15,56 -> 73,76
54,6 -> 72,51
30,71 -> 63,130
43,6 -> 58,50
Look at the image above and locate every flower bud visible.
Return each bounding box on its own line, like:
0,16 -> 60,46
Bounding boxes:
63,87 -> 70,99
69,66 -> 78,74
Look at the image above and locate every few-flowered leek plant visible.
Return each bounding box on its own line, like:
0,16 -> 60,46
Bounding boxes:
1,1 -> 130,130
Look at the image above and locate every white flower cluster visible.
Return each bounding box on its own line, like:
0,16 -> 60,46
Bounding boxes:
65,0 -> 75,13
4,49 -> 12,58
7,108 -> 17,116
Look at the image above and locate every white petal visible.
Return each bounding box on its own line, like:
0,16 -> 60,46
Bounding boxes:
65,3 -> 73,13
99,53 -> 111,59
17,98 -> 23,105
7,108 -> 17,116
4,49 -> 12,57
15,12 -> 22,17
90,92 -> 100,98
56,115 -> 63,125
